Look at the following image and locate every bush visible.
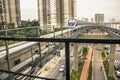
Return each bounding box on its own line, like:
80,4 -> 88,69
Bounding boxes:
101,51 -> 106,58
70,61 -> 84,80
103,60 -> 109,76
13,34 -> 25,38
82,47 -> 88,57
7,23 -> 15,29
0,40 -> 5,46
88,61 -> 92,80
103,59 -> 115,80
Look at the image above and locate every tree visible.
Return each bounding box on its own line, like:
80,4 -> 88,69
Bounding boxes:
31,20 -> 39,26
7,23 -> 15,29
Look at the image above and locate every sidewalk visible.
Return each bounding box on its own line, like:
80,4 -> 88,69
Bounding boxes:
80,47 -> 93,80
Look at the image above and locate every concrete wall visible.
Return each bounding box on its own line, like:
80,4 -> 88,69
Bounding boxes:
0,45 -> 37,70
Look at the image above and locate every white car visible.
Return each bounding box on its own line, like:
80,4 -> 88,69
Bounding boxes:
115,70 -> 120,78
59,65 -> 65,72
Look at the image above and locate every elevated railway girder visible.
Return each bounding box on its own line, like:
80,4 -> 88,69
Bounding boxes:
73,25 -> 120,39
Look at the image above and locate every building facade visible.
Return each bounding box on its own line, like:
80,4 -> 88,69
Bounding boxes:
95,13 -> 104,24
0,0 -> 21,29
38,0 -> 76,31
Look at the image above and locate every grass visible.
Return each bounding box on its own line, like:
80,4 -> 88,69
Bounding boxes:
103,60 -> 109,76
0,40 -> 15,47
108,77 -> 115,80
88,61 -> 92,80
82,47 -> 88,57
101,51 -> 106,58
103,58 -> 115,80
70,47 -> 89,80
70,61 -> 84,80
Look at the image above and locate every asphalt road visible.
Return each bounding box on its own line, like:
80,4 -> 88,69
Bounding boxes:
93,48 -> 105,80
46,56 -> 66,80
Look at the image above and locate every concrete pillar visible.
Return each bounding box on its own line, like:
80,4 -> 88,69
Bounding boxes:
108,44 -> 116,77
73,43 -> 78,71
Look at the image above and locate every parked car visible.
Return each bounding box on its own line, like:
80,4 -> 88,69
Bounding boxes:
116,48 -> 120,52
59,65 -> 65,72
115,70 -> 120,78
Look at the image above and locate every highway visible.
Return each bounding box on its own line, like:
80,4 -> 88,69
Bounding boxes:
38,44 -> 83,80
46,56 -> 66,80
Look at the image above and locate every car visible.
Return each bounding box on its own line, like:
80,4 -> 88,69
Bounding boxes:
116,48 -> 120,52
115,70 -> 120,78
59,65 -> 65,72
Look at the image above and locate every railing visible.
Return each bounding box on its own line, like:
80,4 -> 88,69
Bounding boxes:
0,37 -> 120,80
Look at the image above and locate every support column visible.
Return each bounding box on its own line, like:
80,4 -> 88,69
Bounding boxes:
73,43 -> 78,71
108,44 -> 116,77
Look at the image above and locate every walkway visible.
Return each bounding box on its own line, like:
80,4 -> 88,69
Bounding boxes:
92,49 -> 105,80
80,47 -> 93,80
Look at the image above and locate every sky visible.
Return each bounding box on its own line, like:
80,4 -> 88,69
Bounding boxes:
20,0 -> 38,20
20,0 -> 120,22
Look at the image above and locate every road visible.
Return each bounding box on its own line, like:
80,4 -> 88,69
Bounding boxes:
13,44 -> 63,79
93,48 -> 105,80
46,57 -> 66,80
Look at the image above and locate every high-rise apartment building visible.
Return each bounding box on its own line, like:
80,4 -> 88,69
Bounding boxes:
95,13 -> 104,24
38,0 -> 76,30
0,0 -> 21,29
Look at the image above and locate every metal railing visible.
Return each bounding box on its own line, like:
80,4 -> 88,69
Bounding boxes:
0,37 -> 120,80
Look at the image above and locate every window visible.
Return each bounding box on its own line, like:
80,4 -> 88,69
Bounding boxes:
14,59 -> 21,66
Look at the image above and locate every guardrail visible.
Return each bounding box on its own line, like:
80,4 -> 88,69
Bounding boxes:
0,37 -> 120,80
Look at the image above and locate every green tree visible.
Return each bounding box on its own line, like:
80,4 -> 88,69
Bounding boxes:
7,23 -> 15,29
31,20 -> 39,26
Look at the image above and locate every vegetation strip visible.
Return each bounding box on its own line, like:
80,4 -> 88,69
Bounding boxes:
70,47 -> 88,80
101,51 -> 115,80
88,60 -> 92,80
